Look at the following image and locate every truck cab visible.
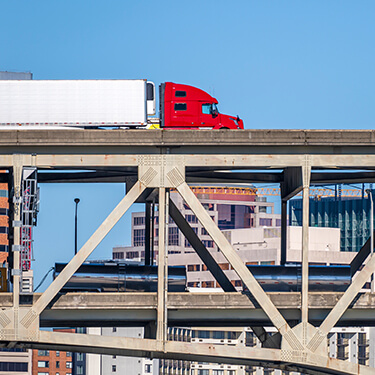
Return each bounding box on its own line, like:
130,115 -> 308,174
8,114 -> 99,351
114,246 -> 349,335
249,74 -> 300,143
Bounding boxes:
160,82 -> 243,129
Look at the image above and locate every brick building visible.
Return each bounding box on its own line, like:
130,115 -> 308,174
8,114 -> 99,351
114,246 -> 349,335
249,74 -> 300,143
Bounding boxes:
32,329 -> 86,375
0,173 -> 9,265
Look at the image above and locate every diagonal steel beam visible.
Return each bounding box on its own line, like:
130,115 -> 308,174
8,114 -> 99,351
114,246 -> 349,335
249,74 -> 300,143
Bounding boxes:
176,182 -> 293,337
28,180 -> 145,319
169,199 -> 236,292
319,254 -> 375,336
307,254 -> 375,353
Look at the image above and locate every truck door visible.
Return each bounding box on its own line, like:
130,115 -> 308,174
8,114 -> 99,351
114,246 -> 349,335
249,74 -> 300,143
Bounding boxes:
170,100 -> 200,128
200,103 -> 219,129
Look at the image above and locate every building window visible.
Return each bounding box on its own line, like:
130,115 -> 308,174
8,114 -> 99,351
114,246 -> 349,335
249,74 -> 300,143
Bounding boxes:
201,228 -> 208,235
66,352 -> 72,357
187,282 -> 199,287
212,331 -> 225,340
197,330 -> 210,339
56,361 -> 60,368
187,264 -> 200,272
56,351 -> 60,357
112,365 -> 117,372
213,370 -> 224,375
126,251 -> 139,259
134,229 -> 145,247
259,218 -> 272,226
198,369 -> 209,375
174,103 -> 187,111
168,227 -> 179,246
202,240 -> 214,248
77,365 -> 84,375
185,214 -> 198,223
0,362 -> 28,372
76,353 -> 84,361
66,362 -> 73,369
219,263 -> 229,270
134,216 -> 145,226
145,364 -> 152,373
201,281 -> 214,288
38,350 -> 49,356
113,252 -> 124,259
38,361 -> 49,368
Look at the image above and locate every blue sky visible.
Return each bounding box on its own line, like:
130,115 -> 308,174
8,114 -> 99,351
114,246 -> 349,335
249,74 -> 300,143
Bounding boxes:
1,1 -> 375,286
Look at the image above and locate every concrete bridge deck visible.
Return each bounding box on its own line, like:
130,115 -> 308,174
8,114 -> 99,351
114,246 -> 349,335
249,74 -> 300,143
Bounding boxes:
1,129 -> 375,152
1,292 -> 372,328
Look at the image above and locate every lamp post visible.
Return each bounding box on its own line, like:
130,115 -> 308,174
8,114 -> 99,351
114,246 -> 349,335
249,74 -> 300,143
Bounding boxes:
74,198 -> 80,255
365,189 -> 374,292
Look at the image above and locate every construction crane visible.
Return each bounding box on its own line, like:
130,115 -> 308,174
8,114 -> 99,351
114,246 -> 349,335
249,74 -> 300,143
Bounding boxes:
256,187 -> 366,198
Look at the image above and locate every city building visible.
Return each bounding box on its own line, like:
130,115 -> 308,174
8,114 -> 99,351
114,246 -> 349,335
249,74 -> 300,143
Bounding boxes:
289,188 -> 373,252
0,176 -> 9,265
86,327 -> 156,375
113,185 -> 278,262
0,70 -> 34,374
32,329 -> 86,375
0,349 -> 32,374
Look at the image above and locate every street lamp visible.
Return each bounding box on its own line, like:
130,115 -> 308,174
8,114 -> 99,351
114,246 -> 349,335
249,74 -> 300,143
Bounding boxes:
365,189 -> 374,292
74,198 -> 80,255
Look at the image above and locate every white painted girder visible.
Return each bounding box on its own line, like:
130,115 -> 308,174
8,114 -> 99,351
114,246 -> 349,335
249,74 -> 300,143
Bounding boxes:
0,151 -> 374,375
20,331 -> 369,375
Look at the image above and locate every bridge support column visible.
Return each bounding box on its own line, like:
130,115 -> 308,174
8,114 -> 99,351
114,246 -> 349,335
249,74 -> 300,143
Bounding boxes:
301,157 -> 311,324
156,187 -> 168,346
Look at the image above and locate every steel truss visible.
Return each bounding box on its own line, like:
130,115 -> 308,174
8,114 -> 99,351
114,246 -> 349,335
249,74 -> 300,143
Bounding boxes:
0,152 -> 374,374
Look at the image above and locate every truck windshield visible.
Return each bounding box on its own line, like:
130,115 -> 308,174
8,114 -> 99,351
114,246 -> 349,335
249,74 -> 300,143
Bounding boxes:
202,103 -> 219,115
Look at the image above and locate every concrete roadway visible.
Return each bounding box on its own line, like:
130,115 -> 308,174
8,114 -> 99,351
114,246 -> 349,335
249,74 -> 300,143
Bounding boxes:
3,291 -> 373,328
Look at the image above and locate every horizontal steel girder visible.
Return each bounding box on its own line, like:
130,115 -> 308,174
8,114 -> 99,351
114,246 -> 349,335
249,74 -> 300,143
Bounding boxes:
9,331 -> 371,375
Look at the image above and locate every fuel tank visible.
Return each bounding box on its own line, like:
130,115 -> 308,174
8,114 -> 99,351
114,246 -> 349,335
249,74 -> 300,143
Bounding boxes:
54,262 -> 186,292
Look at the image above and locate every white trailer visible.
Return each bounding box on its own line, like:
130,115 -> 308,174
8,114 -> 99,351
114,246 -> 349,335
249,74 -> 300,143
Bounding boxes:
0,79 -> 155,128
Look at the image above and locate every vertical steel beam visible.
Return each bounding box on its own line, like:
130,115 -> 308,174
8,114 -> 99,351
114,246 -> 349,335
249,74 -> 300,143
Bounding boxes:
145,202 -> 151,266
157,187 -> 167,345
176,182 -> 293,337
28,181 -> 145,319
12,155 -> 23,310
301,160 -> 311,324
280,201 -> 287,265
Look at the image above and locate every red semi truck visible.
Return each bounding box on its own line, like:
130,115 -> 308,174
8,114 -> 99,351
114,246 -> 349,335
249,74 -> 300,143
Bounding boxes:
160,82 -> 243,129
0,80 -> 243,130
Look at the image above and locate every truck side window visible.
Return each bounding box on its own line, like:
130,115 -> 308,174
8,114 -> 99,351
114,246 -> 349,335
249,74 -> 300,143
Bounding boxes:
146,83 -> 154,100
174,103 -> 187,111
175,91 -> 186,97
202,104 -> 211,115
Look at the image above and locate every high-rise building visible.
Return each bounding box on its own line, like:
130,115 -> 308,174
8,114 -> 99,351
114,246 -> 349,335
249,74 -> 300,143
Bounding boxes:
289,190 -> 372,252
